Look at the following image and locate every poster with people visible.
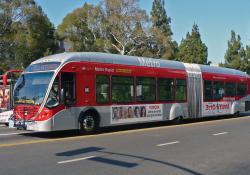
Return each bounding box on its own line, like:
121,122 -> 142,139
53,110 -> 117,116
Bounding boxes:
0,86 -> 10,110
111,104 -> 163,124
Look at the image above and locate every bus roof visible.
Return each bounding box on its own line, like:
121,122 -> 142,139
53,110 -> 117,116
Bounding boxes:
199,64 -> 247,77
31,52 -> 185,70
31,52 -> 248,77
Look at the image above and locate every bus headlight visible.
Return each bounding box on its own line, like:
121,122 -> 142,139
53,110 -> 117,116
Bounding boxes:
35,108 -> 53,121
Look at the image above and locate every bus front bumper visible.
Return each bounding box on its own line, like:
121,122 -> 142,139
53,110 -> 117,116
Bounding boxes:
9,117 -> 53,131
8,118 -> 32,130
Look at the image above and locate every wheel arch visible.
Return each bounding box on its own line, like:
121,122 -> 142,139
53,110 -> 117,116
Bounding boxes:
78,107 -> 101,129
169,103 -> 185,120
231,101 -> 240,115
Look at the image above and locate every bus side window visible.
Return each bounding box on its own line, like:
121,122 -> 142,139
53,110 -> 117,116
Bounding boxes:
204,80 -> 213,101
136,77 -> 156,102
237,83 -> 247,96
225,82 -> 236,97
112,76 -> 134,103
213,81 -> 224,100
158,78 -> 174,101
96,75 -> 110,103
175,79 -> 186,101
61,72 -> 76,105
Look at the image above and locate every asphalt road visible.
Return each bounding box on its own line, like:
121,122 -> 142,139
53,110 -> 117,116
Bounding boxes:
0,116 -> 250,175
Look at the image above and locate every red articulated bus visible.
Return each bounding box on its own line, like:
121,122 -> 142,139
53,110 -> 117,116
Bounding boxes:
9,52 -> 250,132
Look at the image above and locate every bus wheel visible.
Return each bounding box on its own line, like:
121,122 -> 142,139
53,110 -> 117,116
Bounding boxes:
5,123 -> 9,127
79,114 -> 98,134
234,111 -> 240,117
172,116 -> 183,125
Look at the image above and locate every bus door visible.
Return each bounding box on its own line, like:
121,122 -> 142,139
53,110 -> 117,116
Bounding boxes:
61,72 -> 76,106
53,72 -> 76,130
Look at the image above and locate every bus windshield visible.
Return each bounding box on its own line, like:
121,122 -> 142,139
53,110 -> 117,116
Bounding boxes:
14,72 -> 54,105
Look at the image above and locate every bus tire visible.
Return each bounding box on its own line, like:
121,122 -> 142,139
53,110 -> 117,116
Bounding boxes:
234,111 -> 240,117
5,123 -> 9,127
79,113 -> 99,134
172,116 -> 183,125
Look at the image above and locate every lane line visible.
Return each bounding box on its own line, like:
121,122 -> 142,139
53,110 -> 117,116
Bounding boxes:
157,141 -> 180,147
0,132 -> 28,136
58,155 -> 98,164
213,132 -> 228,136
0,116 -> 249,148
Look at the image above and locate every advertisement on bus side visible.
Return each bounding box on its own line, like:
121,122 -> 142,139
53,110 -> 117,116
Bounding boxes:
202,102 -> 232,116
111,104 -> 163,124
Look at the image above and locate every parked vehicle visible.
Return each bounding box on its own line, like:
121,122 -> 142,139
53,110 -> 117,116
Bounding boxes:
0,70 -> 22,126
0,110 -> 13,126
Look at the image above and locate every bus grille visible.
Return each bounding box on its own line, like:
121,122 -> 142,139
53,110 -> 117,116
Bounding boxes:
14,105 -> 40,120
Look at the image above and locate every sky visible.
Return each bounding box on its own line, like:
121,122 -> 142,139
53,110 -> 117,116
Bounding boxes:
35,0 -> 250,64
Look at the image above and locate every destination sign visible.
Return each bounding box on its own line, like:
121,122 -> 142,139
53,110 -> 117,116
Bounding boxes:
25,62 -> 61,72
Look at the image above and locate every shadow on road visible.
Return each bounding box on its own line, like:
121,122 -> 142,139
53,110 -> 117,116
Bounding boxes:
56,146 -> 203,175
20,114 -> 247,139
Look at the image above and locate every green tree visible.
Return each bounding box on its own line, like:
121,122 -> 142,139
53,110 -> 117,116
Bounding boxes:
128,22 -> 152,57
177,24 -> 208,64
0,0 -> 27,66
15,6 -> 57,67
151,0 -> 172,36
57,3 -> 105,52
240,45 -> 250,74
150,0 -> 177,59
0,0 -> 57,68
102,0 -> 149,55
223,30 -> 245,70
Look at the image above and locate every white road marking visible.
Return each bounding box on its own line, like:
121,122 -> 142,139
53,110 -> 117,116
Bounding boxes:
157,141 -> 180,147
213,132 -> 228,136
58,155 -> 98,164
0,132 -> 27,136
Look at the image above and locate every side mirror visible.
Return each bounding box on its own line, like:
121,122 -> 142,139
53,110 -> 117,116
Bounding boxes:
46,99 -> 59,109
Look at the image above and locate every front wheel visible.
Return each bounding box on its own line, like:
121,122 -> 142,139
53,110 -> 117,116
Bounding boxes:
79,114 -> 99,134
